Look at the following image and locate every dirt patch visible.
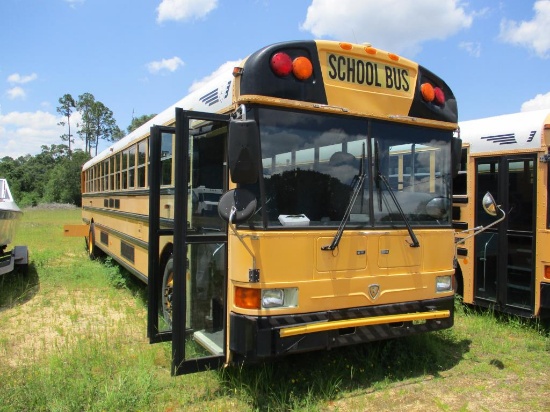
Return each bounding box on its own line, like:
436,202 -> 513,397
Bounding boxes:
0,289 -> 144,367
326,359 -> 550,411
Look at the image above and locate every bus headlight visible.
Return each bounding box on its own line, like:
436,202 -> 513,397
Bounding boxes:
261,288 -> 298,308
436,275 -> 452,292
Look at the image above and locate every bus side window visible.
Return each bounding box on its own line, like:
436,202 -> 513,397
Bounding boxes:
453,148 -> 467,195
129,145 -> 136,189
109,156 -> 115,191
137,140 -> 147,188
122,149 -> 129,190
161,132 -> 173,186
115,153 -> 121,190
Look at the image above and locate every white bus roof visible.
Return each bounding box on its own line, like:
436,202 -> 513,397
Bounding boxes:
459,109 -> 550,154
83,71 -> 236,170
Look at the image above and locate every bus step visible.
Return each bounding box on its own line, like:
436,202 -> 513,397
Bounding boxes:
194,330 -> 223,355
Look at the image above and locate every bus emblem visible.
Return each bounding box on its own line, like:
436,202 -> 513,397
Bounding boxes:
368,284 -> 380,300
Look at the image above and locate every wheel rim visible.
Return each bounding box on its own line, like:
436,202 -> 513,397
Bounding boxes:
88,231 -> 94,255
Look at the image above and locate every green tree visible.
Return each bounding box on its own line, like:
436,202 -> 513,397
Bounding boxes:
127,114 -> 156,134
16,145 -> 68,206
75,93 -> 123,155
76,92 -> 96,154
57,94 -> 77,157
0,156 -> 24,201
89,101 -> 123,156
44,150 -> 90,205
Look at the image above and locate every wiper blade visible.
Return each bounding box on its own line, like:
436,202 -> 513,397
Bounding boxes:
374,141 -> 382,212
377,172 -> 420,248
322,173 -> 366,251
322,146 -> 366,251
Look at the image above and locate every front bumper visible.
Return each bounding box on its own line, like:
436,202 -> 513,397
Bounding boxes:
230,296 -> 454,362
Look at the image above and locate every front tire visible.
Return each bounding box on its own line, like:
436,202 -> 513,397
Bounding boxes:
86,224 -> 99,259
161,256 -> 174,328
453,267 -> 464,297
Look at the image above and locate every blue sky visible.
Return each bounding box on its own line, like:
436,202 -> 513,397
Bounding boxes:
1,0 -> 549,158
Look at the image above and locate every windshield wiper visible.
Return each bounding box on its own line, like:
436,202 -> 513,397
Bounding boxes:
374,141 -> 420,248
376,171 -> 420,248
322,146 -> 366,251
374,141 -> 382,212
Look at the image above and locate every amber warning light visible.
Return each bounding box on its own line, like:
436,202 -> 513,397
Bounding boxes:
421,82 -> 445,106
270,52 -> 313,80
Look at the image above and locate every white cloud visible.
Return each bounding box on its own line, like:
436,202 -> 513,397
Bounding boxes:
157,0 -> 218,23
147,56 -> 185,74
499,0 -> 550,58
459,41 -> 481,57
0,110 -> 84,158
521,92 -> 550,112
7,73 -> 38,84
188,60 -> 241,92
301,0 -> 475,55
7,87 -> 26,100
5,73 -> 37,101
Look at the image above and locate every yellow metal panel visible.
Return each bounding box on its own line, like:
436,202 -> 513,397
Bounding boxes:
378,234 -> 421,268
315,40 -> 418,117
315,236 -> 367,273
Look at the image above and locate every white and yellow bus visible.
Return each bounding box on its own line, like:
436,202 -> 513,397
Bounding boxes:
453,110 -> 550,318
68,40 -> 468,375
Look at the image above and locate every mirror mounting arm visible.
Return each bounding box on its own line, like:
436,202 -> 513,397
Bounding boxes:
455,192 -> 506,245
455,209 -> 506,245
228,206 -> 257,272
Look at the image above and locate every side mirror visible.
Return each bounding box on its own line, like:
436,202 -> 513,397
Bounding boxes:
482,192 -> 498,216
426,196 -> 451,219
228,119 -> 260,184
218,188 -> 257,223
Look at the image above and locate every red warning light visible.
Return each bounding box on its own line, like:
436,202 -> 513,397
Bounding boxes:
270,52 -> 293,77
434,87 -> 445,105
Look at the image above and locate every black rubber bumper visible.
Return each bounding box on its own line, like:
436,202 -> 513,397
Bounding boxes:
230,296 -> 454,362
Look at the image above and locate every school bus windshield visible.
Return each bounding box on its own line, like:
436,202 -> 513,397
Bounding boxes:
245,107 -> 452,228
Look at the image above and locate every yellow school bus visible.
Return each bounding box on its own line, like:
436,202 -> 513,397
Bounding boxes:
453,110 -> 550,318
70,40 -> 467,375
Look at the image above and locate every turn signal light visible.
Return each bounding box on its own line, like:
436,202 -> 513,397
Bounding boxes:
545,265 -> 550,280
292,56 -> 313,80
235,287 -> 261,309
421,83 -> 435,102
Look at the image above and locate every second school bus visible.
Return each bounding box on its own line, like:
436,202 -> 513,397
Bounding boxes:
453,110 -> 550,318
66,40 -> 485,375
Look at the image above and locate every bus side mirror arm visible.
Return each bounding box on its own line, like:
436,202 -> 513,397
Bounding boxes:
455,192 -> 506,245
218,188 -> 259,278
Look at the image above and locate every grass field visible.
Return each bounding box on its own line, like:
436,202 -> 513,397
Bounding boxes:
1,207 -> 549,411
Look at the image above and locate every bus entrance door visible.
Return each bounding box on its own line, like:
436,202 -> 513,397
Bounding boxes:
474,156 -> 536,315
148,109 -> 230,375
